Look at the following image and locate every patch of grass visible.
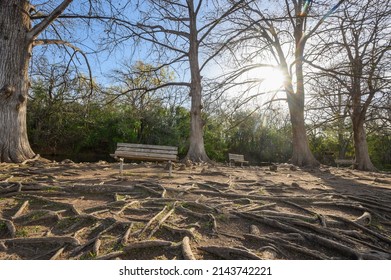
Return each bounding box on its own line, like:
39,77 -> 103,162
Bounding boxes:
115,194 -> 127,201
0,221 -> 7,231
80,252 -> 97,260
0,174 -> 11,181
56,216 -> 81,230
216,213 -> 229,223
15,228 -> 29,237
181,202 -> 189,208
112,243 -> 125,252
370,218 -> 385,231
258,188 -> 266,195
15,226 -> 45,237
44,186 -> 61,192
122,172 -> 137,176
201,220 -> 214,230
165,202 -> 177,210
30,211 -> 49,220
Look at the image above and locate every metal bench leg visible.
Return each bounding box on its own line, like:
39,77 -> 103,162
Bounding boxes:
168,160 -> 172,177
119,158 -> 124,175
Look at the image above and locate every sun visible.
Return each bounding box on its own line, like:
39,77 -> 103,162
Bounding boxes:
256,67 -> 286,92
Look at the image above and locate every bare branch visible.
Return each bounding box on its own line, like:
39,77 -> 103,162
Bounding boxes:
33,39 -> 94,97
28,0 -> 73,40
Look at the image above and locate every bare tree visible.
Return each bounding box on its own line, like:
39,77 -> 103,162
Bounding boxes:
222,0 -> 347,167
0,1 -> 140,163
0,0 -> 75,162
306,0 -> 391,171
109,0 -> 245,162
306,75 -> 353,159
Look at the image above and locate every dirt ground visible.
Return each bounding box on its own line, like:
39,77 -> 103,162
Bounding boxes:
0,159 -> 390,260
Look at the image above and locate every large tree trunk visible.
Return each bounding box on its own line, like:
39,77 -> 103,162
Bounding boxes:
283,36 -> 318,167
186,82 -> 210,162
352,114 -> 376,171
184,0 -> 210,162
0,0 -> 36,163
287,92 -> 319,167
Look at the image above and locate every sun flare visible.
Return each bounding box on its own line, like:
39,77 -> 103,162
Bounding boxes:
256,67 -> 286,92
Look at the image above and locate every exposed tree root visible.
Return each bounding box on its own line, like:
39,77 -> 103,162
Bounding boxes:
0,219 -> 16,238
50,247 -> 65,260
123,240 -> 174,251
115,201 -> 139,216
199,245 -> 262,260
121,223 -> 134,245
69,184 -> 136,194
138,206 -> 168,238
1,162 -> 390,260
249,225 -> 261,235
235,211 -> 388,259
95,251 -> 124,260
328,215 -> 391,245
244,234 -> 328,260
0,182 -> 22,195
354,212 -> 372,226
13,210 -> 60,225
147,204 -> 176,239
3,236 -> 80,246
162,224 -> 196,239
92,238 -> 101,256
21,154 -> 41,165
182,236 -> 196,260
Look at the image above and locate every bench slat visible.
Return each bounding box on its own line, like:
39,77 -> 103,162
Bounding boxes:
115,151 -> 177,161
228,154 -> 246,161
116,147 -> 178,155
117,143 -> 177,151
335,159 -> 354,164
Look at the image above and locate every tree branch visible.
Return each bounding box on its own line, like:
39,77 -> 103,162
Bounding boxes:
33,39 -> 94,97
28,0 -> 73,40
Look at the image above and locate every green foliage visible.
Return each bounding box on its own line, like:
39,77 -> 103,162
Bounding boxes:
28,72 -> 295,164
224,110 -> 292,164
204,115 -> 228,162
367,134 -> 391,170
27,61 -> 390,168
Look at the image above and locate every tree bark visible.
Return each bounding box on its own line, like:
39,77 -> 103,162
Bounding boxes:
184,0 -> 210,162
0,0 -> 35,162
348,41 -> 376,171
287,90 -> 319,167
281,16 -> 318,168
352,114 -> 376,171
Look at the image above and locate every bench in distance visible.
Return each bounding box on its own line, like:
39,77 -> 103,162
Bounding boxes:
228,153 -> 249,167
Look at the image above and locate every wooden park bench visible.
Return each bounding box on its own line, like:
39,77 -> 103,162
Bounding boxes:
228,153 -> 249,167
111,143 -> 178,175
335,158 -> 355,169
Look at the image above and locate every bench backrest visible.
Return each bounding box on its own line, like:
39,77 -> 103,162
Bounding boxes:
228,153 -> 245,162
335,159 -> 354,163
115,143 -> 178,161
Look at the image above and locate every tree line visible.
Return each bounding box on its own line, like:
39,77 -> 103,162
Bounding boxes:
27,60 -> 391,170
